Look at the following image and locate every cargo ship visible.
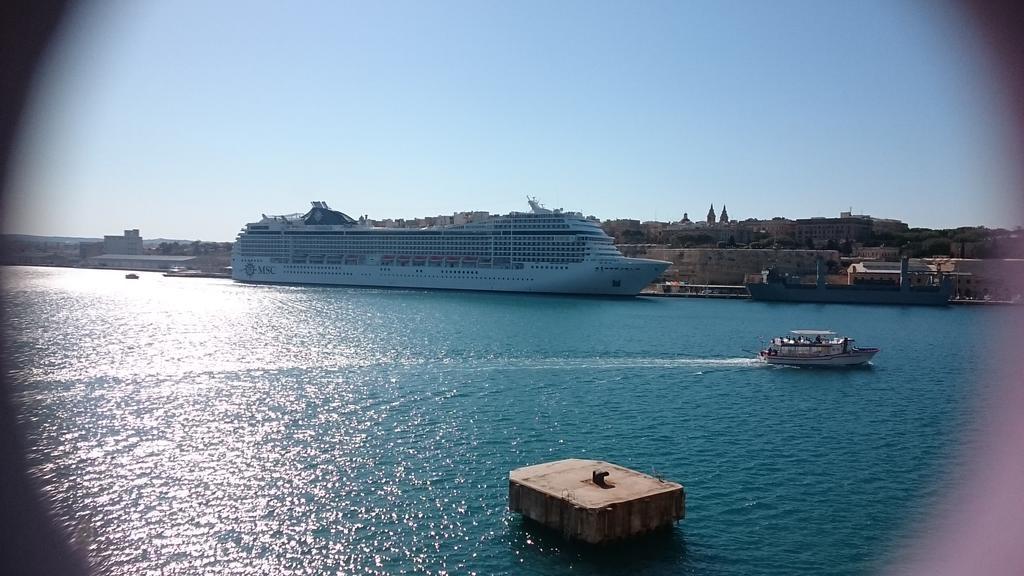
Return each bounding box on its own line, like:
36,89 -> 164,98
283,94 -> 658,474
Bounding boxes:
746,258 -> 952,306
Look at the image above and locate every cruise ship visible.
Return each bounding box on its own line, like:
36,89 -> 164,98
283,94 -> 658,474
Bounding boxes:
231,199 -> 669,296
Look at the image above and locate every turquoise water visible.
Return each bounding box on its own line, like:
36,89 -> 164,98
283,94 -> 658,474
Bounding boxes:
2,266 -> 1004,575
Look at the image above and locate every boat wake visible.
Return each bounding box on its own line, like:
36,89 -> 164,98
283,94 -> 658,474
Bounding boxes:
438,356 -> 761,372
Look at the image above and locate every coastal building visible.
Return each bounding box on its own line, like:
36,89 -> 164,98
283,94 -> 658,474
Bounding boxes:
853,245 -> 901,261
453,211 -> 490,225
78,241 -> 104,259
389,211 -> 493,229
642,221 -> 666,237
1,241 -> 78,267
737,218 -> 797,240
661,203 -> 750,246
926,258 -> 1024,301
659,224 -> 751,246
840,212 -> 909,235
795,216 -> 872,247
82,227 -> 214,271
86,254 -> 199,270
603,219 -> 644,239
847,260 -> 939,287
794,212 -> 908,247
103,229 -> 143,255
619,247 -> 839,285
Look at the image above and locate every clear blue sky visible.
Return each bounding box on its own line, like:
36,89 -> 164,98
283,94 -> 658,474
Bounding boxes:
5,0 -> 1020,240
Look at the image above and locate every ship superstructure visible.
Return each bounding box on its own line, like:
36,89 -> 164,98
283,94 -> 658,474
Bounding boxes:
231,200 -> 669,295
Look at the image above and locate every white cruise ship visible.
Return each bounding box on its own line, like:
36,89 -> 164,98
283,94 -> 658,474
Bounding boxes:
231,199 -> 669,296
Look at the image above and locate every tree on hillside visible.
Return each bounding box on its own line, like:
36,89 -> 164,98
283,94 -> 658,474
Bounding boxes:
669,233 -> 716,248
921,238 -> 951,257
618,229 -> 645,244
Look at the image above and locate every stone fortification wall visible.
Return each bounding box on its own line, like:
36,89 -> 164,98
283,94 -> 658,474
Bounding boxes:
624,247 -> 840,285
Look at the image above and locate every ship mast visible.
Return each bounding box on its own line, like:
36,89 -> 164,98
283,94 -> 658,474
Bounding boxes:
527,196 -> 552,214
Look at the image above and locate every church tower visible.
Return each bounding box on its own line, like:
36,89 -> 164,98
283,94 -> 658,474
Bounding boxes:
720,205 -> 729,224
707,204 -> 716,225
681,212 -> 691,223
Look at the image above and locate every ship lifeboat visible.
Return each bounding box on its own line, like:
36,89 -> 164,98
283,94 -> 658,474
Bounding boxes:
381,255 -> 395,263
429,255 -> 442,261
462,256 -> 478,262
344,255 -> 359,264
397,255 -> 411,261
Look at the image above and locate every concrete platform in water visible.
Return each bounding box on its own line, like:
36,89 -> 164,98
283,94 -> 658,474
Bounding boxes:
508,458 -> 685,544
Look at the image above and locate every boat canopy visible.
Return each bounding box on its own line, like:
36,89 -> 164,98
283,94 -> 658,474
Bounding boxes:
790,330 -> 836,336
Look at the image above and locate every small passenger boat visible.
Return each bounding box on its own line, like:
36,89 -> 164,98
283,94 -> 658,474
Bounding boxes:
758,330 -> 879,366
125,273 -> 140,279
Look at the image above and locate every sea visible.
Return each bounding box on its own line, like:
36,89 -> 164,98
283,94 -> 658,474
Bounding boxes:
1,266 -> 1013,575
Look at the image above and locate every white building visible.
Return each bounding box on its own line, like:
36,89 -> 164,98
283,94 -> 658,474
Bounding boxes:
103,229 -> 143,255
453,211 -> 490,226
87,254 -> 198,270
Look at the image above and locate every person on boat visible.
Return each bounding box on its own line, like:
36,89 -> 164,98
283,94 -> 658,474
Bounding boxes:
842,337 -> 849,353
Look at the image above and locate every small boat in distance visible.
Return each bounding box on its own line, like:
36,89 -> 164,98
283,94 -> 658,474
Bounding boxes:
759,330 -> 879,366
125,273 -> 140,280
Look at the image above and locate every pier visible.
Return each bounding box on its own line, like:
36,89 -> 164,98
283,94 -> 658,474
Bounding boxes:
509,459 -> 685,544
642,283 -> 750,299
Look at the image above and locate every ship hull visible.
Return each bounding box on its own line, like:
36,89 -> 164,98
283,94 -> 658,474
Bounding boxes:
759,348 -> 879,366
232,257 -> 668,296
746,283 -> 951,306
